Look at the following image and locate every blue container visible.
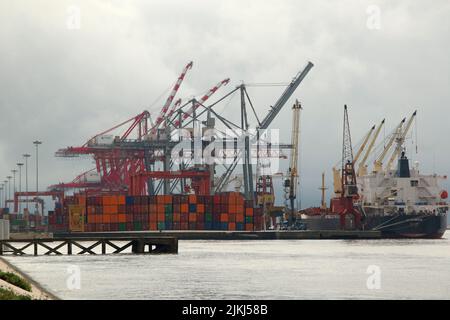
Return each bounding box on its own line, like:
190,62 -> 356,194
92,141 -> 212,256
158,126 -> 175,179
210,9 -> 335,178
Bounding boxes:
189,204 -> 197,212
221,222 -> 228,230
125,196 -> 134,205
165,222 -> 173,230
204,222 -> 213,230
236,223 -> 244,231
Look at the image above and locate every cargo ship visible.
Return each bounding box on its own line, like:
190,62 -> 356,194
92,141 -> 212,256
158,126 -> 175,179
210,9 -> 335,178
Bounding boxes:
296,108 -> 448,239
299,152 -> 448,238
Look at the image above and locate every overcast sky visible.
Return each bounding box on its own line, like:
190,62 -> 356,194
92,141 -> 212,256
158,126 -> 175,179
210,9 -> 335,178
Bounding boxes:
0,0 -> 449,207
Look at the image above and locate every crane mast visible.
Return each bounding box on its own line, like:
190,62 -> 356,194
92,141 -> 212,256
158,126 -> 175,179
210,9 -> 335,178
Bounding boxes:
373,117 -> 406,173
358,119 -> 385,176
285,100 -> 302,222
385,110 -> 417,170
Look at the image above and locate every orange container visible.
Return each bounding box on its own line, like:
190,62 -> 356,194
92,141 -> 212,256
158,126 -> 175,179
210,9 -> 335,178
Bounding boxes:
189,213 -> 197,222
118,195 -> 126,205
157,204 -> 164,214
111,215 -> 118,223
236,214 -> 244,223
220,213 -> 228,222
103,214 -> 111,223
157,213 -> 165,222
245,224 -> 253,231
245,208 -> 254,216
229,205 -> 237,214
181,204 -> 189,213
189,195 -> 197,203
149,214 -> 157,223
237,205 -> 244,215
103,205 -> 118,214
118,214 -> 126,223
197,204 -> 205,213
173,213 -> 181,222
228,222 -> 236,231
164,195 -> 172,204
149,222 -> 157,230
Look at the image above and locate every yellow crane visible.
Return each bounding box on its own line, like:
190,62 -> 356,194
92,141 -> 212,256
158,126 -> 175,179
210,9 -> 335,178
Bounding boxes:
357,119 -> 385,176
332,124 -> 374,196
385,111 -> 417,170
284,100 -> 302,224
373,117 -> 406,173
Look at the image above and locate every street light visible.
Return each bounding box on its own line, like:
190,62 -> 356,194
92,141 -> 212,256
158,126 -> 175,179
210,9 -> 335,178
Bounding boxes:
3,181 -> 7,209
17,163 -> 24,214
0,184 -> 3,208
6,176 -> 12,211
11,169 -> 17,199
23,154 -> 31,212
33,140 -> 42,215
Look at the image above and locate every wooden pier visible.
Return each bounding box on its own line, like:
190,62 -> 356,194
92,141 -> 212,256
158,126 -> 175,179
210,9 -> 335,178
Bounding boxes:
0,236 -> 178,256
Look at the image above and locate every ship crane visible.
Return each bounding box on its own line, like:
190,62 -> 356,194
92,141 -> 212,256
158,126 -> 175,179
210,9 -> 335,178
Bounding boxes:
385,110 -> 417,171
373,117 -> 406,173
357,119 -> 385,176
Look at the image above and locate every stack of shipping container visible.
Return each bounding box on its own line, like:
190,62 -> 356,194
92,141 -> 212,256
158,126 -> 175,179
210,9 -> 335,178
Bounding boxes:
49,192 -> 264,233
0,207 -> 48,232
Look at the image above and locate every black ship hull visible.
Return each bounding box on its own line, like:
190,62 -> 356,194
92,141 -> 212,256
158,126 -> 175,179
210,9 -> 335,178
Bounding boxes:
301,213 -> 447,239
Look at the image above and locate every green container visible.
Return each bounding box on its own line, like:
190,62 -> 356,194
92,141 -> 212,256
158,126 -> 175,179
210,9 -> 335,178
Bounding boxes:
164,204 -> 173,214
157,222 -> 165,230
118,223 -> 126,231
205,213 -> 212,223
245,216 -> 253,224
165,212 -> 173,222
133,222 -> 142,231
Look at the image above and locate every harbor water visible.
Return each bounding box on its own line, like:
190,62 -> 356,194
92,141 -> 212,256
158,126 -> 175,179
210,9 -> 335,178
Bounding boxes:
4,231 -> 450,300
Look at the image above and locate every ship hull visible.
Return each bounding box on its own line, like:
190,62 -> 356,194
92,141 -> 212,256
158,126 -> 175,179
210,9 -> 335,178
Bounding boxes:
301,213 -> 447,239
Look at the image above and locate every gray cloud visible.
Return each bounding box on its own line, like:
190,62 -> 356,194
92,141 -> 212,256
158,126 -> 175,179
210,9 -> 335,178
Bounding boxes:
0,0 -> 449,208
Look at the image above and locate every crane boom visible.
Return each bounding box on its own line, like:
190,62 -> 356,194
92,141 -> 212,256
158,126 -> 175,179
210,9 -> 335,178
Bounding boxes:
373,117 -> 406,173
151,61 -> 193,134
258,61 -> 314,130
174,78 -> 230,127
353,125 -> 376,164
385,110 -> 417,170
357,119 -> 385,176
215,61 -> 314,192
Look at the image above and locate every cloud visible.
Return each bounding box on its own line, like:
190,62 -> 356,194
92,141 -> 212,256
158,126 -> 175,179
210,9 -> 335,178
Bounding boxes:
0,0 -> 449,208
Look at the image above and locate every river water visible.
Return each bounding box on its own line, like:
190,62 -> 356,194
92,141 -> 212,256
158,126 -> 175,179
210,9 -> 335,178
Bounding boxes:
4,231 -> 450,300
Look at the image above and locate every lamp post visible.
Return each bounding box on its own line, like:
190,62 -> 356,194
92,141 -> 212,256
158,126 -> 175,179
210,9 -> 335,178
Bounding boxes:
17,163 -> 24,214
33,140 -> 42,215
0,184 -> 3,208
23,154 -> 31,212
3,181 -> 7,210
11,169 -> 17,212
6,176 -> 12,211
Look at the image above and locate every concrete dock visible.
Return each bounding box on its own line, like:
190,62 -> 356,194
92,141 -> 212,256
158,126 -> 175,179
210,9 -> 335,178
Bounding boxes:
53,230 -> 381,240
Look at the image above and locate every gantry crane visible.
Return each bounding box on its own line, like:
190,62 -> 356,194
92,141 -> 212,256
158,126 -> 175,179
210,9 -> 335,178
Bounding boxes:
357,119 -> 385,176
385,111 -> 417,170
373,117 -> 406,173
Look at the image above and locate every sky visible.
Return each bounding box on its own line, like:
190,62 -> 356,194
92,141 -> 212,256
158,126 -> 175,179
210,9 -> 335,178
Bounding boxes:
0,0 -> 449,208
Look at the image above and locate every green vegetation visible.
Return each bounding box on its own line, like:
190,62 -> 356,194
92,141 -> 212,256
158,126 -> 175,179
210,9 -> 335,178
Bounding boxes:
0,271 -> 32,292
0,288 -> 31,300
